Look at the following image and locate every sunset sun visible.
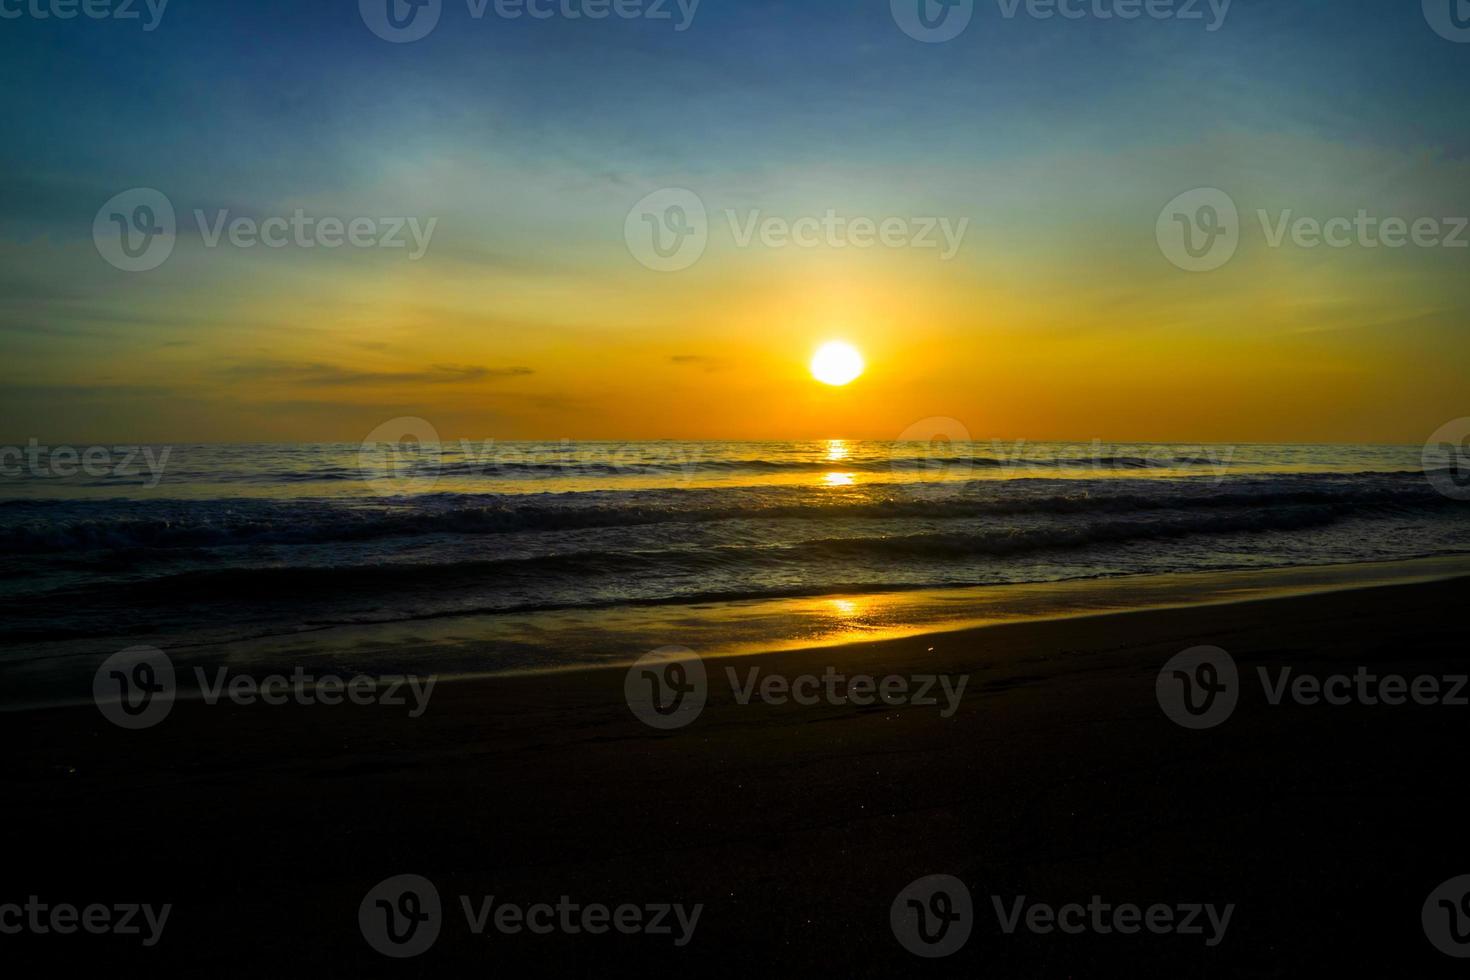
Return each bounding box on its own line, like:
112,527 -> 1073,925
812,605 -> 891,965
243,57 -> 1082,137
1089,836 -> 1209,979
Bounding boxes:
810,342 -> 865,387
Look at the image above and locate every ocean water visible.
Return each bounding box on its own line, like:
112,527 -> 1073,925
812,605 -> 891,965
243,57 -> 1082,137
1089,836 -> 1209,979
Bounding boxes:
2,440 -> 1469,695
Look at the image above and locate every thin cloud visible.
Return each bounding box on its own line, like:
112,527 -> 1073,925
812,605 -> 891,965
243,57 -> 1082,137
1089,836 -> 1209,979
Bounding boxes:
216,361 -> 535,387
670,355 -> 732,372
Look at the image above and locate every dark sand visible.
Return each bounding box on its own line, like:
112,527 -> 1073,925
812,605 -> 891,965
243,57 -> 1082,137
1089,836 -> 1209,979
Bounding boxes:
6,572 -> 1470,976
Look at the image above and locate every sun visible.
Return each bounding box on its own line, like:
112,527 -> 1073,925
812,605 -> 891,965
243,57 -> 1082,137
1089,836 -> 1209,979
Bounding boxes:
810,341 -> 865,386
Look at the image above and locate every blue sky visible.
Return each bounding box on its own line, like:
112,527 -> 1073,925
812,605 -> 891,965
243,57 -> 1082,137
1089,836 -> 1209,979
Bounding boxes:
2,0 -> 1467,441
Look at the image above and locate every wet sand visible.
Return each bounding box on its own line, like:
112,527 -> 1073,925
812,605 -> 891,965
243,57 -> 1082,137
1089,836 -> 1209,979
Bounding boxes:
5,570 -> 1470,975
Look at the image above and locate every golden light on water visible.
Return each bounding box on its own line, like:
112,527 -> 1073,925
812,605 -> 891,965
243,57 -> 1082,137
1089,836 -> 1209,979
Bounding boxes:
810,342 -> 864,387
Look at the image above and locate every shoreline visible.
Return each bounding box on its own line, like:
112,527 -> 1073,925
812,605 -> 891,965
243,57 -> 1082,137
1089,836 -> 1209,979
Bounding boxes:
6,552 -> 1470,712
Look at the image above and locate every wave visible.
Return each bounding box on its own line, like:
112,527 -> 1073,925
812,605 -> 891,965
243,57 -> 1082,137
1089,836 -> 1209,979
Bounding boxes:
373,453 -> 1241,477
0,501 -> 1377,611
0,476 -> 1453,555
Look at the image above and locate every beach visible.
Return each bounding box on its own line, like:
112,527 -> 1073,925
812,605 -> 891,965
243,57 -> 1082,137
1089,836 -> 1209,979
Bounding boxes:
7,567 -> 1468,975
9,1 -> 1469,973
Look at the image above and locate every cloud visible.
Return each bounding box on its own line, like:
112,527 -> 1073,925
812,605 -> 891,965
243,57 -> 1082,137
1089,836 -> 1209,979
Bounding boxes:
670,355 -> 731,372
216,361 -> 535,387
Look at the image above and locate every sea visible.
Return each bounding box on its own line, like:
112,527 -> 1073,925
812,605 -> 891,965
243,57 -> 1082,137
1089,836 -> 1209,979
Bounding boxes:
3,439 -> 1468,704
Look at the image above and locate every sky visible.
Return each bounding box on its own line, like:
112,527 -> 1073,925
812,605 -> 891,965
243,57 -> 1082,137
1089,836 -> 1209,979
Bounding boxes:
1,0 -> 1468,444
